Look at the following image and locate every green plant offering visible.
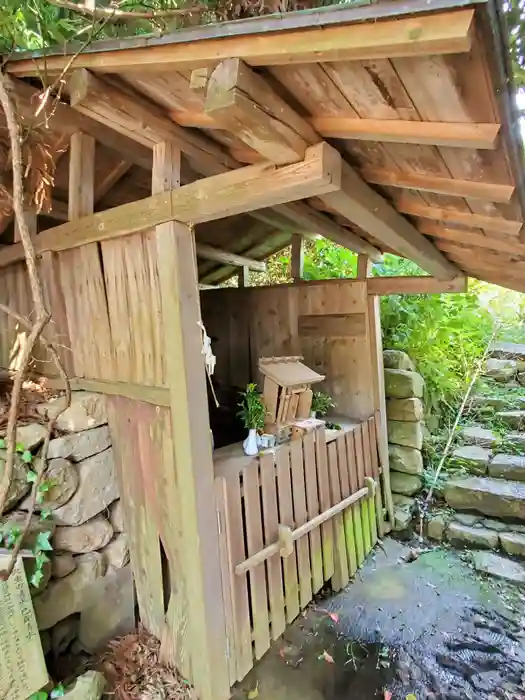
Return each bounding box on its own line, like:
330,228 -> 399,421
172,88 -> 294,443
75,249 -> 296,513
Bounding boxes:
237,383 -> 266,430
311,391 -> 335,417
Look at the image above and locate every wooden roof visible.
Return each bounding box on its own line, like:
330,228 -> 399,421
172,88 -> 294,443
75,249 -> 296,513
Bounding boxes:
3,0 -> 525,290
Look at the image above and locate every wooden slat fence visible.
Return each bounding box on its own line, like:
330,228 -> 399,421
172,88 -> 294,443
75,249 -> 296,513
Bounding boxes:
215,419 -> 382,684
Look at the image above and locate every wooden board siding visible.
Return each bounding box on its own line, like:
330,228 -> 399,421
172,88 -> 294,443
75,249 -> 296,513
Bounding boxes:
201,279 -> 375,420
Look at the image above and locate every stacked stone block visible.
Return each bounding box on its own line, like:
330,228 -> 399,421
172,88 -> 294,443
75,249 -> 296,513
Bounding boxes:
0,391 -> 132,662
384,350 -> 425,530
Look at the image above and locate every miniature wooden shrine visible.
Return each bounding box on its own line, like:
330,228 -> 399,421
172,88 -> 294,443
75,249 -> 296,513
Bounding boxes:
259,356 -> 324,438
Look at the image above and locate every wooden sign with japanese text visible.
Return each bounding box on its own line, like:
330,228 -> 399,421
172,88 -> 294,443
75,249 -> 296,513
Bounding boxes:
0,554 -> 48,700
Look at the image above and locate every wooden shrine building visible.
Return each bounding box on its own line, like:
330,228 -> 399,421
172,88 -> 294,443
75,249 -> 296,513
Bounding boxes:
0,0 -> 524,698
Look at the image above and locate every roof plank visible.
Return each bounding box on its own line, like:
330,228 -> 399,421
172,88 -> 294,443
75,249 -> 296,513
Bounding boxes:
6,9 -> 475,76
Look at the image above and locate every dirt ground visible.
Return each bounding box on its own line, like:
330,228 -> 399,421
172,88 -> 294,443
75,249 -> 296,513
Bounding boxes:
233,539 -> 525,700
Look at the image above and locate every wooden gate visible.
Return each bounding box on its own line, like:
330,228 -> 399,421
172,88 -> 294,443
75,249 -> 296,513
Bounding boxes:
214,416 -> 382,685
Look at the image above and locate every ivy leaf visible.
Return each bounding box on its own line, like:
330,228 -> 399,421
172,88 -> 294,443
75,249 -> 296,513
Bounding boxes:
0,438 -> 5,449
35,531 -> 53,552
30,568 -> 44,588
40,508 -> 51,520
16,442 -> 25,453
35,551 -> 50,568
5,526 -> 21,548
29,693 -> 48,700
39,480 -> 52,493
26,469 -> 38,483
50,684 -> 65,698
21,450 -> 33,464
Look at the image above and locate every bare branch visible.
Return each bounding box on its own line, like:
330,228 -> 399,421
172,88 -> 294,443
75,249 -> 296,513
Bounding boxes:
45,0 -> 207,20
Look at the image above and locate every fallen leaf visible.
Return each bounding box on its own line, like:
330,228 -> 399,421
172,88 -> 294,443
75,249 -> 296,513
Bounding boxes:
328,612 -> 339,623
406,695 -> 417,700
383,692 -> 392,700
279,647 -> 285,658
247,685 -> 259,699
319,650 -> 335,664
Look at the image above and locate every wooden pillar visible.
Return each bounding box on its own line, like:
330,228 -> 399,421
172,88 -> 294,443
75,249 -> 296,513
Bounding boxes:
291,233 -> 304,280
238,266 -> 249,287
68,132 -> 95,220
153,141 -> 230,700
357,254 -> 394,531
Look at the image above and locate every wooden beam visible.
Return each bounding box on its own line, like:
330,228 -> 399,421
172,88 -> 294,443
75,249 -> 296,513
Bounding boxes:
320,161 -> 458,279
69,68 -> 237,177
0,142 -> 340,264
291,233 -> 304,280
311,118 -> 500,149
7,9 -> 475,76
153,140 -> 230,700
397,198 -> 523,236
420,222 -> 525,256
94,159 -> 131,202
12,78 -> 153,171
361,167 -> 515,204
273,202 -> 382,259
367,275 -> 467,295
196,242 -> 266,271
204,58 -> 317,165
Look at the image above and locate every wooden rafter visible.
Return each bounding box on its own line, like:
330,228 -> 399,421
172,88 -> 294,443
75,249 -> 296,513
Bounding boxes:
361,167 -> 515,203
397,198 -> 523,236
320,161 -> 458,279
196,242 -> 266,270
6,9 -> 475,76
420,222 -> 525,255
310,118 -> 500,149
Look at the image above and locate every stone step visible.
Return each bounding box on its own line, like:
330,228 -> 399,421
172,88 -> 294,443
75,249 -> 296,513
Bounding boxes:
488,454 -> 525,482
496,410 -> 525,430
491,341 -> 525,361
444,476 -> 525,521
484,358 -> 517,382
459,425 -> 499,448
472,551 -> 525,585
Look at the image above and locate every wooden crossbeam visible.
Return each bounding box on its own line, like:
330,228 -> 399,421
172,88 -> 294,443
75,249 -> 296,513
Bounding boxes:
68,69 -> 377,258
397,198 -> 523,236
320,161 -> 458,279
311,118 -> 500,149
13,78 -> 153,171
0,142 -> 340,266
171,107 -> 501,152
196,242 -> 266,271
204,58 -> 317,165
361,168 -> 515,203
69,68 -> 237,177
420,222 -> 525,255
7,9 -> 475,76
367,275 -> 467,295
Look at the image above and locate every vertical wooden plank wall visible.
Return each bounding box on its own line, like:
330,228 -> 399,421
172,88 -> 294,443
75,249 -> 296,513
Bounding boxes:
201,280 -> 375,420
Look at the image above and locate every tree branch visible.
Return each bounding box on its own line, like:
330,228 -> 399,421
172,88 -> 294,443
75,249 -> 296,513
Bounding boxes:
45,0 -> 207,20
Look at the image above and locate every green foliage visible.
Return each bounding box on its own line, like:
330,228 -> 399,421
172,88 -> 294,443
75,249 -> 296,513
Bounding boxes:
311,391 -> 335,416
30,684 -> 65,700
380,283 -> 494,422
237,383 -> 266,430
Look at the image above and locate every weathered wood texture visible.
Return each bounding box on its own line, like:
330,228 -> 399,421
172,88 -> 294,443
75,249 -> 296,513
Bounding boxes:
201,279 -> 375,420
214,422 -> 378,681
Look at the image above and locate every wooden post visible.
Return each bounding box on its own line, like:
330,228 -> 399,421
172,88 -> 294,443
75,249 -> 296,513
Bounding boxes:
238,266 -> 249,287
357,255 -> 394,531
153,141 -> 230,700
291,233 -> 304,281
68,133 -> 95,220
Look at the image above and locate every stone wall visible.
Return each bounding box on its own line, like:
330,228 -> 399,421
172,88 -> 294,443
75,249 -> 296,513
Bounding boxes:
0,391 -> 133,660
383,350 -> 425,531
